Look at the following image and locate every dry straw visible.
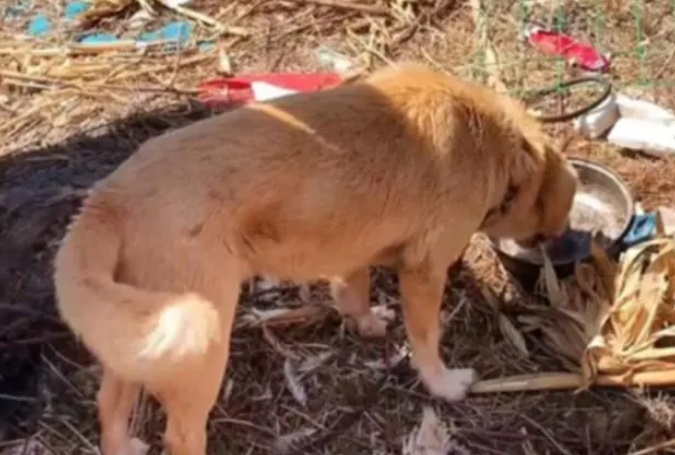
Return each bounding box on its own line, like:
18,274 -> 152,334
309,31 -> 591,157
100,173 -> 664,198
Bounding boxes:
473,212 -> 675,394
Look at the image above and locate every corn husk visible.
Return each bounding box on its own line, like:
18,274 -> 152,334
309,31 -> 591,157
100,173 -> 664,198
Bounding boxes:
474,212 -> 675,394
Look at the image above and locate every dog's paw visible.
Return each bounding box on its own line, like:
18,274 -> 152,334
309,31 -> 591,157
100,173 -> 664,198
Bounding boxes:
354,312 -> 390,338
103,437 -> 149,455
111,438 -> 149,455
128,438 -> 150,455
424,368 -> 477,402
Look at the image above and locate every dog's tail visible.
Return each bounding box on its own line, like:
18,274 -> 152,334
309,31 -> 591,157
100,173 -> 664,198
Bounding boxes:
54,193 -> 221,377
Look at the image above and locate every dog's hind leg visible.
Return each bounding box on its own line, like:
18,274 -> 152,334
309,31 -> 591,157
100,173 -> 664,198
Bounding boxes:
151,271 -> 240,455
330,268 -> 392,338
98,368 -> 146,455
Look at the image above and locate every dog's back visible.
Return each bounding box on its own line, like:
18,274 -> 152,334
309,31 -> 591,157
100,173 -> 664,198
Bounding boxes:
99,66 -> 517,283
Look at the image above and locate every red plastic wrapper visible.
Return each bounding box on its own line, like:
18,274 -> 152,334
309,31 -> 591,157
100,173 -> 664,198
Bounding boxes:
198,72 -> 344,108
523,25 -> 610,73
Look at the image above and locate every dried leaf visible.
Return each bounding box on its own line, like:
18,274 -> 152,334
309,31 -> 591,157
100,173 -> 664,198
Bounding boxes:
283,359 -> 307,407
364,344 -> 409,370
590,240 -> 617,298
218,47 -> 233,75
273,427 -> 317,454
479,286 -> 502,312
0,439 -> 47,455
540,247 -> 564,306
242,305 -> 330,327
298,351 -> 334,373
402,407 -> 471,455
499,314 -> 529,357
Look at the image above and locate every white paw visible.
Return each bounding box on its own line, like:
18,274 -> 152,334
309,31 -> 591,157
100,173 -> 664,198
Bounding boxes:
423,368 -> 477,402
353,312 -> 390,338
127,438 -> 150,455
105,437 -> 149,455
372,305 -> 396,322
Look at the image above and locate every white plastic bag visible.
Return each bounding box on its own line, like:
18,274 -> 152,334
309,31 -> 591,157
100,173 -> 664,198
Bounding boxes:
607,117 -> 675,157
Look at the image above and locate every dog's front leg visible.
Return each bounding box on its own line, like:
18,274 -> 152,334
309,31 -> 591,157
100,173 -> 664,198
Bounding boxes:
398,258 -> 477,402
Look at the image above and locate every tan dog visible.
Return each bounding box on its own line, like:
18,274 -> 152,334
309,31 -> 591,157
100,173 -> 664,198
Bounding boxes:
53,64 -> 577,455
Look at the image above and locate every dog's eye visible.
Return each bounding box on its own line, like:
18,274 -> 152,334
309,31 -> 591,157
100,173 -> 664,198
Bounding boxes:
500,184 -> 519,214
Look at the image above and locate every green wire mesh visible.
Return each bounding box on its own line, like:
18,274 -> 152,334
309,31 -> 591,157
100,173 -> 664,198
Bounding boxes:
471,0 -> 675,100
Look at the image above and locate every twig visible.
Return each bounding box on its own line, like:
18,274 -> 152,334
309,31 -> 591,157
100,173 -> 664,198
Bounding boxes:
469,0 -> 509,93
0,302 -> 63,324
0,393 -> 37,403
154,0 -> 251,36
58,418 -> 101,455
471,370 -> 675,395
280,0 -> 390,15
0,333 -> 70,349
0,70 -> 76,89
346,28 -> 395,66
628,438 -> 675,455
520,413 -> 575,455
109,53 -> 214,82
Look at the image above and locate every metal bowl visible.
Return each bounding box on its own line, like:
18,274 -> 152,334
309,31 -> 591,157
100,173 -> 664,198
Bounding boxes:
488,158 -> 635,290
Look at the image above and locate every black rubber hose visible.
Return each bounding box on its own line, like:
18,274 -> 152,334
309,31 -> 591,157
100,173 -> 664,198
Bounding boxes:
524,75 -> 613,123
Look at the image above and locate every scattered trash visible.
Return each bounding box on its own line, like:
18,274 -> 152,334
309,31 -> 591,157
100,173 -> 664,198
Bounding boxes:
615,94 -> 675,124
26,1 -> 91,36
622,212 -> 659,247
72,19 -> 208,54
79,32 -> 119,45
522,24 -> 611,73
571,87 -> 675,157
18,0 -> 209,55
607,117 -> 675,158
28,14 -> 51,37
252,82 -> 299,102
64,0 -> 90,21
137,20 -> 193,50
572,91 -> 619,139
198,72 -> 344,107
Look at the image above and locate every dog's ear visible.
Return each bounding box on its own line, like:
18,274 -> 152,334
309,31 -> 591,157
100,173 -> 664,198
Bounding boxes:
535,144 -> 578,236
482,137 -> 541,228
512,136 -> 543,186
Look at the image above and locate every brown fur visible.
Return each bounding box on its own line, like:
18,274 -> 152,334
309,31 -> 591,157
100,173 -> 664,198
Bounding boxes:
53,64 -> 578,455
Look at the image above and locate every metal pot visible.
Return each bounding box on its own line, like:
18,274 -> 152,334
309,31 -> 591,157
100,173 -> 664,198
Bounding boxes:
488,158 -> 636,291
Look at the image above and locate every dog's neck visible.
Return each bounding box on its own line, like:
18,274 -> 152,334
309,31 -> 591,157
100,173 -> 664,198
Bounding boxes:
480,183 -> 518,229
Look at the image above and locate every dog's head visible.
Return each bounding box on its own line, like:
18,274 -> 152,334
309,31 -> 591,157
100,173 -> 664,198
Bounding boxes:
481,121 -> 578,247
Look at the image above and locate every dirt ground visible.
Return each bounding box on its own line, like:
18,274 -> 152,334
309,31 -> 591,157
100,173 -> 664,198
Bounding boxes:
2,1 -> 675,454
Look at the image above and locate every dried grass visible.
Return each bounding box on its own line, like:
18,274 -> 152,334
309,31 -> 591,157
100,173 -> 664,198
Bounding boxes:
473,214 -> 675,398
3,0 -> 675,454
